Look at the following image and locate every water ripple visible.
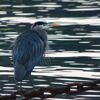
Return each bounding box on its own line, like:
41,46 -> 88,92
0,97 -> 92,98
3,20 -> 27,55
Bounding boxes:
0,0 -> 100,99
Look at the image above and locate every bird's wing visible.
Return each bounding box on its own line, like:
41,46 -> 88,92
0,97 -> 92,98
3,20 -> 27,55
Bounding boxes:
12,36 -> 45,66
12,31 -> 47,80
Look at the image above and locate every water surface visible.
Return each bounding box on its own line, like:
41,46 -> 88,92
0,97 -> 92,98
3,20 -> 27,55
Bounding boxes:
0,0 -> 100,99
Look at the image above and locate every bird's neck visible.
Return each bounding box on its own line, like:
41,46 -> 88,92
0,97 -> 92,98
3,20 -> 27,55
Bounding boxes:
32,26 -> 47,41
33,26 -> 44,33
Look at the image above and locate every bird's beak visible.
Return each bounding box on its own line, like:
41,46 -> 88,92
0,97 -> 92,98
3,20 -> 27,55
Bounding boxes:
48,22 -> 60,27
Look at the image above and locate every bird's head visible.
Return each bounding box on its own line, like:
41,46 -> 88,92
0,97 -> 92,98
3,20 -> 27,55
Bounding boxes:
31,21 -> 59,30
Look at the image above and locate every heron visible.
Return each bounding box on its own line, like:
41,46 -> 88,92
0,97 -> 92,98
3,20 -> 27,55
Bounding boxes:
12,21 -> 58,87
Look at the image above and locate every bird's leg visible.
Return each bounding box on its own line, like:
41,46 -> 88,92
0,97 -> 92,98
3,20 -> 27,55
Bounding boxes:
30,75 -> 34,89
19,81 -> 22,90
14,79 -> 23,92
16,81 -> 23,92
17,81 -> 25,95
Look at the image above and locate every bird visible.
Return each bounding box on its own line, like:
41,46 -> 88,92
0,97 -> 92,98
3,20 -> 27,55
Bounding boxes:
12,21 -> 58,82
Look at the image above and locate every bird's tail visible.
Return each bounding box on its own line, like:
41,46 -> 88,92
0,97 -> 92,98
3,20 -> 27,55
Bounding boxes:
14,62 -> 27,81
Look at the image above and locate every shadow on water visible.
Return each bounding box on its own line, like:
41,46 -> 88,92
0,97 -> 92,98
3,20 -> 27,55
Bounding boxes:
0,0 -> 100,99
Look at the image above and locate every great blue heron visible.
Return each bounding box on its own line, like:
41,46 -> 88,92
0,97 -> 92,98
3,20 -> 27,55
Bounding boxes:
12,21 -> 58,82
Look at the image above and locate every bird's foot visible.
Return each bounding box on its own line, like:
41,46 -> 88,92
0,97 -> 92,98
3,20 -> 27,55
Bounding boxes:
17,88 -> 25,95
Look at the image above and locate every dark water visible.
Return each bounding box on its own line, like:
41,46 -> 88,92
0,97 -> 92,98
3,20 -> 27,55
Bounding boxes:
0,0 -> 100,99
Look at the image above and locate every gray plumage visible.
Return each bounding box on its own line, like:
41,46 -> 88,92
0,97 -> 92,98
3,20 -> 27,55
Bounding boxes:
12,22 -> 48,81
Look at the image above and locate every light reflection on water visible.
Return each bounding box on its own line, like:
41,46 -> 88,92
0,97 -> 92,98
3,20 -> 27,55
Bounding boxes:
0,0 -> 100,99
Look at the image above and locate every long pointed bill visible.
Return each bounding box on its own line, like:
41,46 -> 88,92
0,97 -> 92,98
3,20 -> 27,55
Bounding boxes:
49,23 -> 60,27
